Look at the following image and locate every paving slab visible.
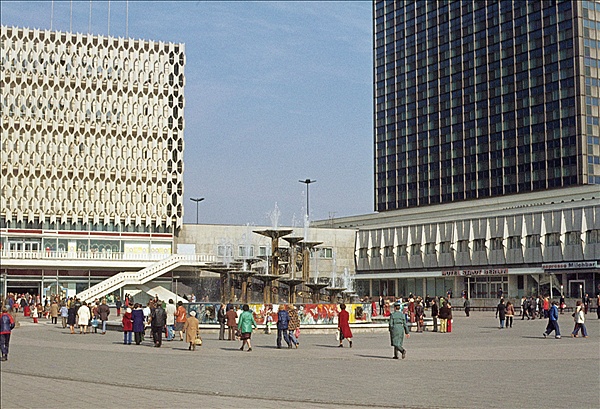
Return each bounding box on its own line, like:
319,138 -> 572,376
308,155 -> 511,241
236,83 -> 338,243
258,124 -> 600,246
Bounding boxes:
1,312 -> 598,409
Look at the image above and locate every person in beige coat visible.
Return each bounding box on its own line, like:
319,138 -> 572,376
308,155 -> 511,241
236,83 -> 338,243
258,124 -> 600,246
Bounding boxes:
50,301 -> 59,325
183,310 -> 200,351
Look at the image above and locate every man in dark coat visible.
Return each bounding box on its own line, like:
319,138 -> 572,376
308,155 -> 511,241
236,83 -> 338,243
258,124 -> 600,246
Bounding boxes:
389,302 -> 410,359
496,298 -> 506,329
430,298 -> 439,332
217,304 -> 226,340
150,301 -> 167,347
97,299 -> 110,334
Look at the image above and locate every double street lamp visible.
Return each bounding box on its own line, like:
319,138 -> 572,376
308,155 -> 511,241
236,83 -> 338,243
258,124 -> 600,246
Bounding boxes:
299,179 -> 316,218
190,197 -> 205,224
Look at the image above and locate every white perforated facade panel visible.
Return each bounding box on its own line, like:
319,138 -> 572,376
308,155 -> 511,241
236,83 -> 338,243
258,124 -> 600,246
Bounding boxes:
0,26 -> 185,230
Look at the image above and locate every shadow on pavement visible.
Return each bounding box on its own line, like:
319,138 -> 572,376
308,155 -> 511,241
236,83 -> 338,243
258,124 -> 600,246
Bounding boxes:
314,344 -> 344,348
356,354 -> 393,359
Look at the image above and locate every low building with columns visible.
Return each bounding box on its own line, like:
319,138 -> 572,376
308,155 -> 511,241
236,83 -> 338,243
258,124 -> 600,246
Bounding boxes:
314,185 -> 600,302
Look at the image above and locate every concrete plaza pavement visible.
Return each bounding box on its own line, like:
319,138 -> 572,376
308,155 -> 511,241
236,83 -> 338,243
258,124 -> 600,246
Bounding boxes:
1,311 -> 599,409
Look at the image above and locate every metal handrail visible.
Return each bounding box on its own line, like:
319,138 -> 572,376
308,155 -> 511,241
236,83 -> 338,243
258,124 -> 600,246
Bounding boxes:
70,253 -> 217,302
0,250 -> 217,262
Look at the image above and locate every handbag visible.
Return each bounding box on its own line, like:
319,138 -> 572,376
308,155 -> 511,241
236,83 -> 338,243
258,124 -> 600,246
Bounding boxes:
335,329 -> 340,341
194,337 -> 202,346
294,328 -> 300,339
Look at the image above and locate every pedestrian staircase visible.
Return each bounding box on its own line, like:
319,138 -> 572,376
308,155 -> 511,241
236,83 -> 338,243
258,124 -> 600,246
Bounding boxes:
533,273 -> 562,296
76,254 -> 215,302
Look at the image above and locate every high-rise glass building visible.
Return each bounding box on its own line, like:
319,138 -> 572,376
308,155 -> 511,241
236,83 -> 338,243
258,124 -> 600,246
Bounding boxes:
374,0 -> 600,212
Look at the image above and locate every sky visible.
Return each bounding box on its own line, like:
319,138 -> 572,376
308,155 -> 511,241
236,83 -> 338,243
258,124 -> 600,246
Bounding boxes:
1,1 -> 375,227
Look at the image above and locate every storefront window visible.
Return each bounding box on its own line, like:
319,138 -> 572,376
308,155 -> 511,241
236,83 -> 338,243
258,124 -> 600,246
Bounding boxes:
464,276 -> 508,298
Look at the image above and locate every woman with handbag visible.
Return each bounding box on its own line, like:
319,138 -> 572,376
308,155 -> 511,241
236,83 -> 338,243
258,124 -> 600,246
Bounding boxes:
571,301 -> 588,338
183,310 -> 200,351
337,303 -> 353,348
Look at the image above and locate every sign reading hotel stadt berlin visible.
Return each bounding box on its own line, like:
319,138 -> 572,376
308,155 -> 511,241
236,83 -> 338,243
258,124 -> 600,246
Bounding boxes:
541,261 -> 598,270
442,268 -> 509,276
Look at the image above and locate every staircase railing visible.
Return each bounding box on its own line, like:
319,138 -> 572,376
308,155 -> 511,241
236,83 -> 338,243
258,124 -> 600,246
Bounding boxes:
76,254 -> 216,302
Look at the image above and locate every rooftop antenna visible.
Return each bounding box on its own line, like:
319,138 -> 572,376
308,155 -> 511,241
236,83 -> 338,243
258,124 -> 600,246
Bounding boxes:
50,0 -> 54,31
107,0 -> 111,36
70,0 -> 73,32
126,0 -> 129,37
88,0 -> 92,33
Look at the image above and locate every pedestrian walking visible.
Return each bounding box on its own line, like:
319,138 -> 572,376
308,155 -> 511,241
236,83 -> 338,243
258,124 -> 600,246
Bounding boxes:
0,306 -> 16,361
122,308 -> 133,344
165,299 -> 176,341
415,299 -> 424,333
438,302 -> 450,333
430,298 -> 439,331
520,296 -> 529,320
571,301 -> 588,338
543,301 -> 561,339
59,303 -> 68,328
496,298 -> 506,329
97,299 -> 110,334
389,301 -> 410,359
276,304 -> 291,349
150,301 -> 167,347
505,301 -> 515,328
131,303 -> 145,345
174,301 -> 187,341
31,304 -> 39,324
50,301 -> 59,324
463,297 -> 471,317
77,302 -> 91,334
528,296 -> 536,319
288,305 -> 300,348
597,294 -> 600,320
237,304 -> 257,352
67,302 -> 77,334
337,303 -> 353,348
582,293 -> 590,314
225,305 -> 238,341
115,296 -> 122,316
183,310 -> 200,351
217,303 -> 226,340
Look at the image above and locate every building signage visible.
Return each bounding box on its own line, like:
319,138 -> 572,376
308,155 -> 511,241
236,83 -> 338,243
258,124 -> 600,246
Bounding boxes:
442,268 -> 508,276
542,261 -> 598,270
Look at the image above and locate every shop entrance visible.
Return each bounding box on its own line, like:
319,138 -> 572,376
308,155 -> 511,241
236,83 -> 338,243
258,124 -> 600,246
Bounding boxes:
569,280 -> 585,299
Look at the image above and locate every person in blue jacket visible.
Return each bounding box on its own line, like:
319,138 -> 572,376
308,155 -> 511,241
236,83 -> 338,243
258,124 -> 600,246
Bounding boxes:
276,304 -> 291,349
543,300 -> 561,339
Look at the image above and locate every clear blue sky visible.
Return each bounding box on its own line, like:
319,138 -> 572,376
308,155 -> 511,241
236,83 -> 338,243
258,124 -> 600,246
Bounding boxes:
1,1 -> 374,226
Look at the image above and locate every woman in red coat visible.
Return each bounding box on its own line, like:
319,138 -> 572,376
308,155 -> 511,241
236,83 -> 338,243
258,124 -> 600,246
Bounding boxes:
337,303 -> 353,348
122,308 -> 133,345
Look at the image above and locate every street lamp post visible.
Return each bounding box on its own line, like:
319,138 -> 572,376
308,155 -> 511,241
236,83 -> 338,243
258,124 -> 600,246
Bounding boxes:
190,197 -> 205,224
173,275 -> 180,302
299,179 -> 316,218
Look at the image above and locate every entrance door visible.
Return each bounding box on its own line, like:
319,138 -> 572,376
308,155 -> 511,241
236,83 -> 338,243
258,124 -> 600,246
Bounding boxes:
569,280 -> 585,299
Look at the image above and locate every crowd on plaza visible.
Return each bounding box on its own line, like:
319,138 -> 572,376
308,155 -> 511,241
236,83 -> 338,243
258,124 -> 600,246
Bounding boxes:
0,288 -> 598,362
